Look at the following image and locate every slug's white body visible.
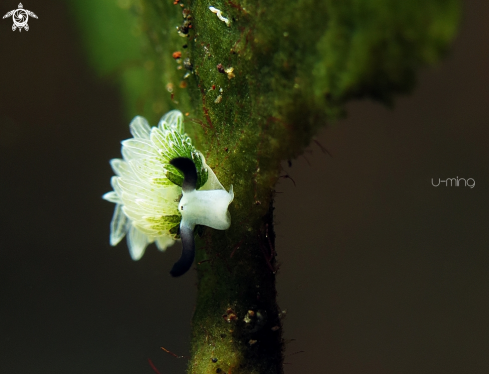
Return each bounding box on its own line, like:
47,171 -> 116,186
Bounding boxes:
179,187 -> 234,231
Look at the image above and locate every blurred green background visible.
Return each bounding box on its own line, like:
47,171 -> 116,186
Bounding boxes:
0,1 -> 488,373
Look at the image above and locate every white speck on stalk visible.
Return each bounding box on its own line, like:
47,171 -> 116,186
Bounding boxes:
209,6 -> 230,27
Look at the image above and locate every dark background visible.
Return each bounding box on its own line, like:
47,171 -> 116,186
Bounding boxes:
0,1 -> 488,373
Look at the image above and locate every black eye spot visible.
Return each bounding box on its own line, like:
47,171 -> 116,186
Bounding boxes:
170,157 -> 197,192
212,358 -> 218,363
181,206 -> 184,210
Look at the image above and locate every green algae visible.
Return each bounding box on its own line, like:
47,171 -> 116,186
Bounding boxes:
69,0 -> 460,372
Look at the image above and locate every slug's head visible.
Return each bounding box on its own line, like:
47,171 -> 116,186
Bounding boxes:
169,157 -> 234,277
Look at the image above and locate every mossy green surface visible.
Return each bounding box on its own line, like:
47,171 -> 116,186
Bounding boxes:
70,0 -> 460,372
